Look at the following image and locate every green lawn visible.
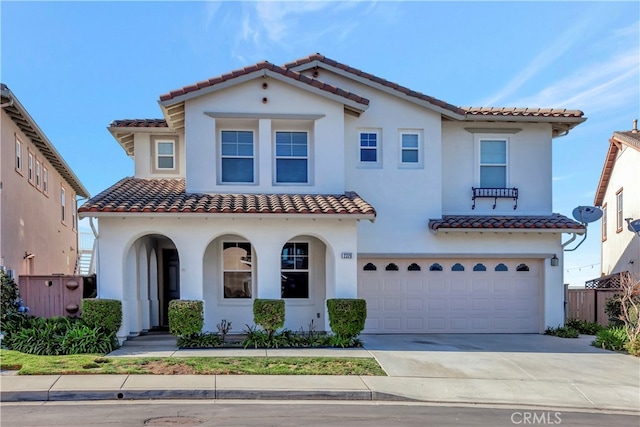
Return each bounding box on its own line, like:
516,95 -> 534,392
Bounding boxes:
0,350 -> 386,376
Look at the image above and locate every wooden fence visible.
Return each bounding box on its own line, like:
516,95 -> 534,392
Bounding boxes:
566,288 -> 620,326
18,275 -> 85,318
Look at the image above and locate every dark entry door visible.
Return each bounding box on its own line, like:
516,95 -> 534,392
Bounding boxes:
162,249 -> 180,326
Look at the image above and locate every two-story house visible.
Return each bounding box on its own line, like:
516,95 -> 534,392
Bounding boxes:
1,84 -> 89,278
591,121 -> 640,285
79,54 -> 586,342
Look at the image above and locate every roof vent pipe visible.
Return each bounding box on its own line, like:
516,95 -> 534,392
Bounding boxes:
633,119 -> 638,133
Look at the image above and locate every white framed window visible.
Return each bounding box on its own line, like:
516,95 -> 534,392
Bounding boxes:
281,242 -> 309,298
15,138 -> 22,172
35,159 -> 41,189
358,130 -> 381,166
72,195 -> 77,230
275,131 -> 308,183
479,138 -> 508,188
223,242 -> 253,299
399,131 -> 422,167
616,188 -> 623,232
61,186 -> 66,223
155,140 -> 175,170
43,166 -> 49,194
602,203 -> 607,241
28,151 -> 34,183
221,130 -> 254,183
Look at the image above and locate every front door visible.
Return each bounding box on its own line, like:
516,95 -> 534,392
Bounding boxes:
162,249 -> 180,326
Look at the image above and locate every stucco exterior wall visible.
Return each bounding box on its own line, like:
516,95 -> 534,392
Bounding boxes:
94,215 -> 360,339
601,145 -> 640,277
133,132 -> 185,178
183,78 -> 345,194
1,110 -> 79,276
441,121 -> 553,215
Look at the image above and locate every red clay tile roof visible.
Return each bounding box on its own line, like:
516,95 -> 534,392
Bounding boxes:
111,119 -> 168,128
78,178 -> 376,217
462,107 -> 584,119
158,61 -> 370,107
283,53 -> 466,117
429,214 -> 584,232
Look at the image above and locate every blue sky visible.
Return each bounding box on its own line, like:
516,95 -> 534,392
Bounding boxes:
2,1 -> 638,286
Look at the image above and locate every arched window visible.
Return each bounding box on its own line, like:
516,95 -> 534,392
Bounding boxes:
429,263 -> 443,271
473,263 -> 486,272
516,263 -> 530,272
363,262 -> 377,271
495,263 -> 508,272
452,263 -> 465,272
408,263 -> 421,271
385,263 -> 399,271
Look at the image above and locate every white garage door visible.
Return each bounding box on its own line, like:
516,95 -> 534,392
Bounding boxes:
358,258 -> 541,333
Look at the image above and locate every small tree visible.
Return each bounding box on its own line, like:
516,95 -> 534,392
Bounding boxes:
616,273 -> 640,356
253,299 -> 285,339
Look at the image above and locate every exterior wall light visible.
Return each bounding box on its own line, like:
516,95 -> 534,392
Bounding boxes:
550,255 -> 559,267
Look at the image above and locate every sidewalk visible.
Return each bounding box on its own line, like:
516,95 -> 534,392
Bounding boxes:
1,334 -> 639,413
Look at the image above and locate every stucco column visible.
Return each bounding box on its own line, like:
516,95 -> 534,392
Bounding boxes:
258,119 -> 272,185
95,230 -> 128,344
254,242 -> 282,299
174,235 -> 205,301
544,250 -> 565,329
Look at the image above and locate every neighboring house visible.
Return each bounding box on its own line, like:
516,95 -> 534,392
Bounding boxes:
591,121 -> 640,284
79,54 -> 586,342
1,84 -> 90,278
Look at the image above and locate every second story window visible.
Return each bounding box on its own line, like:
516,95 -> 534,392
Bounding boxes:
43,166 -> 49,194
275,131 -> 308,183
480,139 -> 507,188
35,159 -> 41,189
28,151 -> 34,183
616,188 -> 623,232
359,131 -> 380,165
156,140 -> 175,170
15,138 -> 22,172
72,195 -> 77,230
221,131 -> 254,183
61,186 -> 66,223
602,203 -> 607,241
400,132 -> 421,165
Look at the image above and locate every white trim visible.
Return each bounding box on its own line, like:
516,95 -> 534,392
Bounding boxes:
154,139 -> 176,171
398,129 -> 423,168
357,129 -> 382,168
219,129 -> 256,185
475,134 -> 510,188
273,130 -> 310,185
221,240 -> 254,300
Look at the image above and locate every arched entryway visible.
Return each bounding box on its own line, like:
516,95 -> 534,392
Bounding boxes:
124,233 -> 178,335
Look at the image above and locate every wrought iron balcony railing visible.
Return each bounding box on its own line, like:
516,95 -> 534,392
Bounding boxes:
471,187 -> 518,210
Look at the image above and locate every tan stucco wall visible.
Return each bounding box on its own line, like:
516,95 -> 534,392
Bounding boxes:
1,110 -> 79,276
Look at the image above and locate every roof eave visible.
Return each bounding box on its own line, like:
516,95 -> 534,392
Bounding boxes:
107,125 -> 176,157
289,59 -> 465,120
1,85 -> 90,198
429,227 -> 586,235
79,211 -> 376,222
158,68 -> 368,114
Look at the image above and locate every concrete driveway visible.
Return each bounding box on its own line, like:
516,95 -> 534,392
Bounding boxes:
360,333 -> 640,410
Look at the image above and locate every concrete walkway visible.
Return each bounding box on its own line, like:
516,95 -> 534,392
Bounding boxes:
2,333 -> 639,413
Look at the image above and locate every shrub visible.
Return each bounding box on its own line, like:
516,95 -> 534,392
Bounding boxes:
168,300 -> 203,337
626,338 -> 640,357
8,316 -> 115,355
544,325 -> 579,338
81,299 -> 122,335
605,295 -> 624,326
178,332 -> 221,349
253,299 -> 285,338
592,327 -> 629,352
327,299 -> 367,340
565,319 -> 604,335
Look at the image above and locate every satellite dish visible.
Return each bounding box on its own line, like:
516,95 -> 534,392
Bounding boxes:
572,206 -> 603,224
627,218 -> 640,234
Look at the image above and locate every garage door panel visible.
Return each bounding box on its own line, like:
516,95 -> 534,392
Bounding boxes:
359,258 -> 541,333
